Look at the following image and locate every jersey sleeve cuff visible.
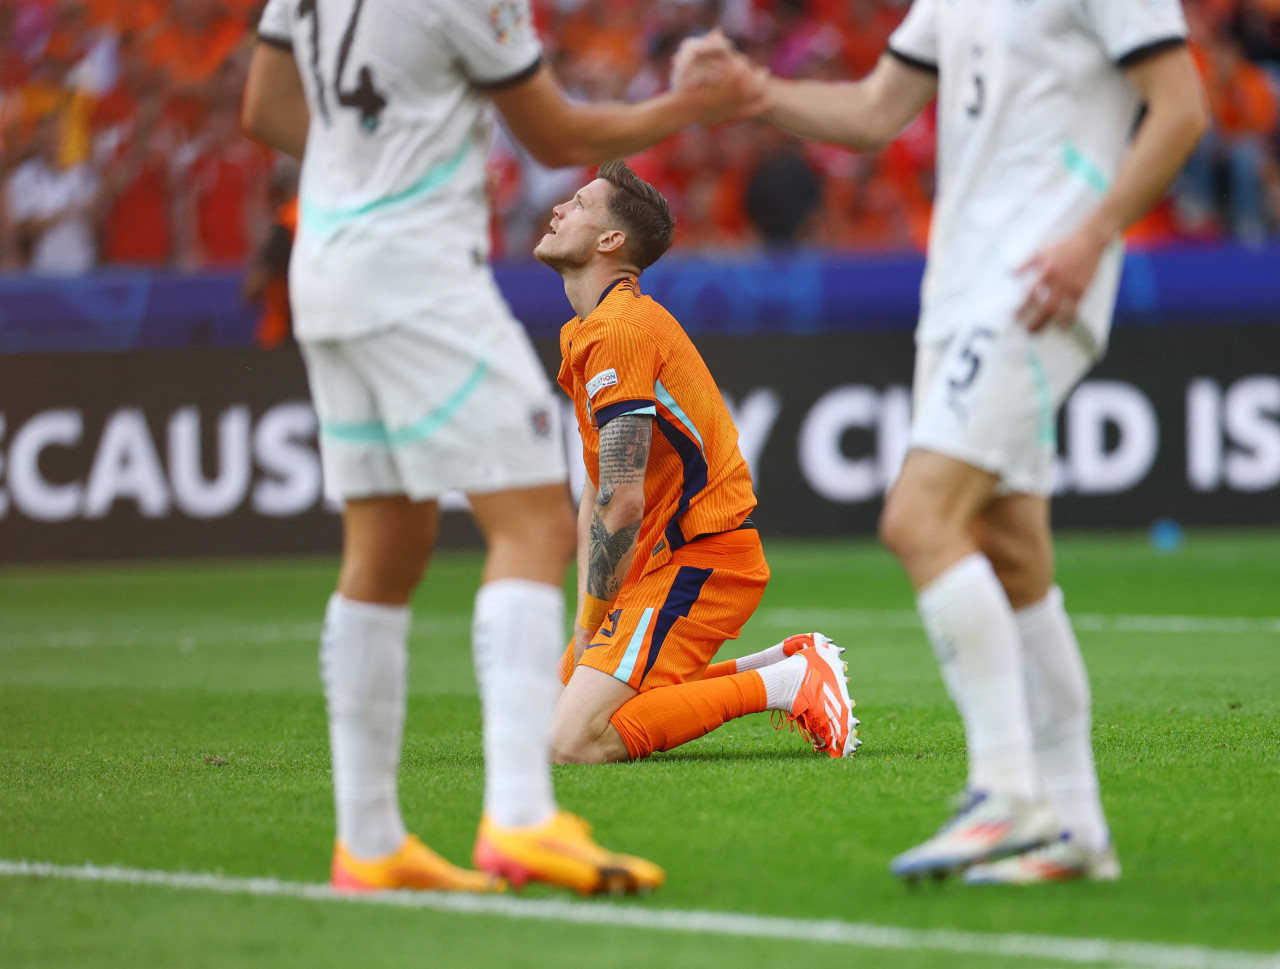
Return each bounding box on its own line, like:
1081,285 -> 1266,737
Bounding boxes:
888,46 -> 938,77
257,32 -> 293,51
471,55 -> 543,92
595,399 -> 657,427
1116,36 -> 1186,68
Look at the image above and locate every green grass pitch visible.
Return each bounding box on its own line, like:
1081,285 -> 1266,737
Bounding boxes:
1,532 -> 1278,968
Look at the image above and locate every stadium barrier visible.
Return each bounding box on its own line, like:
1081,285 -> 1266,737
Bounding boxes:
2,328 -> 1279,563
0,250 -> 1276,562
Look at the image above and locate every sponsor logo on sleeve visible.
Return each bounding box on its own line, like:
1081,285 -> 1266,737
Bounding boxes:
585,368 -> 618,399
488,0 -> 528,45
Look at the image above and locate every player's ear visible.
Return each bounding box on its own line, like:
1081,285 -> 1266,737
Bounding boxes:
597,229 -> 627,255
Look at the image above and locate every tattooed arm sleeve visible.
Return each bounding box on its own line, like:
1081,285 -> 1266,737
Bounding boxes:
586,414 -> 652,603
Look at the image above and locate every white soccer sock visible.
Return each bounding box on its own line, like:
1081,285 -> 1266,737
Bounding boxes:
320,592 -> 409,860
917,553 -> 1038,801
757,653 -> 807,711
472,578 -> 561,829
733,640 -> 793,673
1016,587 -> 1109,853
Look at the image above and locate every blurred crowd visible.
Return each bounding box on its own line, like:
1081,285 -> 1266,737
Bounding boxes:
0,0 -> 275,275
2,0 -> 1279,280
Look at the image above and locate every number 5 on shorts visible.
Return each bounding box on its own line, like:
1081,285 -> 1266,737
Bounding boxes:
945,327 -> 995,419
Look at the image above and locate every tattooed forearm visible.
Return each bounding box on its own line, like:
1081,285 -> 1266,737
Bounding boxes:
585,415 -> 652,600
587,514 -> 641,599
596,416 -> 651,506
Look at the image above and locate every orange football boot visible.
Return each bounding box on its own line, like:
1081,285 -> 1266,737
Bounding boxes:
779,632 -> 816,657
474,811 -> 665,896
775,633 -> 861,758
331,835 -> 503,893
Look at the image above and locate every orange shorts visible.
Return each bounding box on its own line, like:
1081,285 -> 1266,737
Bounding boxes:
573,528 -> 769,692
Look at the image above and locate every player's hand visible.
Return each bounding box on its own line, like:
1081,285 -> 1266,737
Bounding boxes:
735,59 -> 773,118
672,30 -> 771,124
672,29 -> 734,90
1015,223 -> 1112,332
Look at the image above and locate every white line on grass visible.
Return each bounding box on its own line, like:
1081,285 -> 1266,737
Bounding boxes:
757,609 -> 1280,637
1,609 -> 1277,652
0,617 -> 468,651
2,860 -> 1276,969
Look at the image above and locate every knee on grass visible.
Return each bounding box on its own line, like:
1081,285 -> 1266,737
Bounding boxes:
551,723 -> 630,765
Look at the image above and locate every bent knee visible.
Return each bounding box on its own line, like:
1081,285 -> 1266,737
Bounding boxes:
878,495 -> 912,558
551,744 -> 602,765
550,720 -> 629,765
550,734 -> 611,765
879,490 -> 941,561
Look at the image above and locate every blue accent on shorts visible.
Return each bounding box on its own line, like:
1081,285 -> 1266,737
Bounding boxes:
321,360 -> 488,446
642,565 -> 714,682
614,608 -> 655,685
1027,348 -> 1055,447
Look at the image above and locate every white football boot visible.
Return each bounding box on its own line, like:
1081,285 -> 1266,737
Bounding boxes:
963,835 -> 1121,885
890,790 -> 1059,882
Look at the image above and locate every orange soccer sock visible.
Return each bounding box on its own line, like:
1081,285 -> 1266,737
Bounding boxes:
702,659 -> 738,678
609,671 -> 768,760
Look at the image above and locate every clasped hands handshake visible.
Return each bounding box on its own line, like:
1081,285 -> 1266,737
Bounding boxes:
663,29 -> 1109,336
669,28 -> 771,126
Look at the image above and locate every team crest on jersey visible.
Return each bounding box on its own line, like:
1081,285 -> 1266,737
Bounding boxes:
530,407 -> 552,439
489,0 -> 527,45
585,368 -> 618,399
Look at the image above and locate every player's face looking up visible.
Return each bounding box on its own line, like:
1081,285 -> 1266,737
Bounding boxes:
533,178 -> 622,270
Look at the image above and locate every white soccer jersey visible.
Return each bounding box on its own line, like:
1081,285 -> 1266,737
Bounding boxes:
257,0 -> 542,339
889,0 -> 1188,349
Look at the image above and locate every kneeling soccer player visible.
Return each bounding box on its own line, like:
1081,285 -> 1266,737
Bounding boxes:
534,160 -> 860,765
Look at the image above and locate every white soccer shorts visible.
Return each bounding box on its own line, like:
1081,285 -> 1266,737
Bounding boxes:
909,319 -> 1099,496
300,309 -> 567,502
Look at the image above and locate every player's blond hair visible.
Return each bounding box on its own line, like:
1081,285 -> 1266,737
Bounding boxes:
597,159 -> 674,271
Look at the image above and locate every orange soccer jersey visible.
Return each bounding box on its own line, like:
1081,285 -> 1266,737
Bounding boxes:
557,275 -> 757,583
557,275 -> 764,691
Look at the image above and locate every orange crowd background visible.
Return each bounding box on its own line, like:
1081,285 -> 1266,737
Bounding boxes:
2,0 -> 1278,279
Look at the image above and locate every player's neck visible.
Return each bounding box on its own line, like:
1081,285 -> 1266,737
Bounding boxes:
562,262 -> 637,320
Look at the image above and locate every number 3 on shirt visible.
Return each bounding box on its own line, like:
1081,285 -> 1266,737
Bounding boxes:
599,609 -> 621,639
297,0 -> 388,131
965,72 -> 985,118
